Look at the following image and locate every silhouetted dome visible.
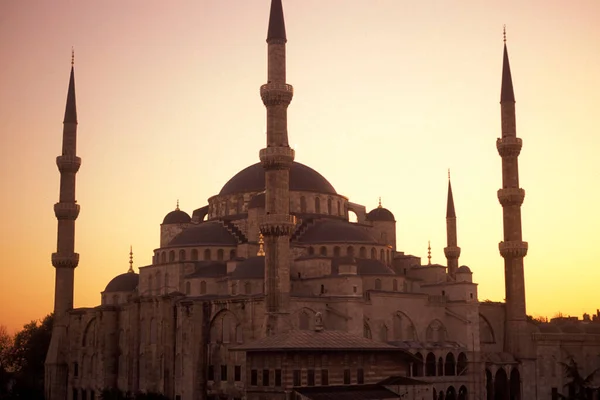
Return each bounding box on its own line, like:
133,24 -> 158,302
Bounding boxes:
169,222 -> 237,246
248,193 -> 266,209
104,272 -> 139,293
298,220 -> 378,244
366,207 -> 395,222
219,162 -> 337,196
163,209 -> 191,224
457,265 -> 472,273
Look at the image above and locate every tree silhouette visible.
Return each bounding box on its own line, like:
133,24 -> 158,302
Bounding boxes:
558,357 -> 598,400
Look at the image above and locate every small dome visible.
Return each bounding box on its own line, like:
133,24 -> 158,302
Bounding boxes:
366,207 -> 395,222
248,193 -> 266,209
457,265 -> 472,273
163,209 -> 191,225
104,272 -> 139,293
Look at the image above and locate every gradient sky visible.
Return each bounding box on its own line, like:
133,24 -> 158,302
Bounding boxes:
1,0 -> 599,333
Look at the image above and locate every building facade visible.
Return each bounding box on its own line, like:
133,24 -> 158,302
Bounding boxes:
45,1 -> 600,400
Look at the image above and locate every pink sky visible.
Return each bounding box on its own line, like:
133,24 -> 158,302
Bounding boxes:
1,0 -> 599,332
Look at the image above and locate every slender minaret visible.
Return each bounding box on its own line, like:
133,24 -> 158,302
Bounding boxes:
444,171 -> 461,278
52,50 -> 81,317
45,50 -> 81,400
259,0 -> 295,335
496,28 -> 528,356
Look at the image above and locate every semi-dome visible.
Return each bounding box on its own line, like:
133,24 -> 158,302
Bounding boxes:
366,207 -> 395,222
298,220 -> 378,244
163,209 -> 191,224
104,272 -> 139,293
457,265 -> 472,273
219,161 -> 337,196
169,222 -> 237,246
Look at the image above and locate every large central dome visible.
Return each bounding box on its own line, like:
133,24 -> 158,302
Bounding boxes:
219,161 -> 337,196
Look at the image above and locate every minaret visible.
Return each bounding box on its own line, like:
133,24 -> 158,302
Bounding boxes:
496,29 -> 528,356
444,171 -> 461,278
45,50 -> 81,400
52,50 -> 81,317
259,0 -> 295,335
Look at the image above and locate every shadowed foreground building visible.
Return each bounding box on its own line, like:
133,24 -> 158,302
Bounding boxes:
45,1 -> 600,400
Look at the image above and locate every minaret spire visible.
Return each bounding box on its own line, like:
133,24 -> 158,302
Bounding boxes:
427,241 -> 432,265
128,246 -> 134,273
259,0 -> 295,335
444,172 -> 461,277
496,29 -> 528,358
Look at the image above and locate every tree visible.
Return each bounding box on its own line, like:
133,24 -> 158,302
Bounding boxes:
0,325 -> 13,397
558,357 -> 598,400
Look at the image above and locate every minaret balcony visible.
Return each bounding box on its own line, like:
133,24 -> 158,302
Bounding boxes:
499,241 -> 528,258
260,146 -> 295,169
56,155 -> 82,173
52,252 -> 80,268
54,202 -> 81,220
497,188 -> 525,206
259,214 -> 297,237
444,246 -> 461,259
260,83 -> 294,106
496,137 -> 522,157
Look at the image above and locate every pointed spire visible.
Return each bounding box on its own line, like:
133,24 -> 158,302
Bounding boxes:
446,171 -> 456,218
501,26 -> 515,103
64,49 -> 78,124
257,233 -> 266,256
267,0 -> 287,43
127,246 -> 134,273
427,241 -> 432,265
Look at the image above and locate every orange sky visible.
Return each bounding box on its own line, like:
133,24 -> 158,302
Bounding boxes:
1,0 -> 599,333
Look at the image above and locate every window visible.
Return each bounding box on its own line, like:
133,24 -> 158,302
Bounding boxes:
327,198 -> 332,214
230,249 -> 236,260
393,279 -> 398,291
353,286 -> 357,293
204,249 -> 211,260
308,247 -> 315,255
221,365 -> 228,381
321,369 -> 329,385
200,281 -> 207,294
344,369 -> 351,384
191,249 -> 198,260
169,251 -> 175,262
232,282 -> 237,295
244,282 -> 251,295
300,196 -> 307,213
293,369 -> 301,386
320,285 -> 325,294
208,365 -> 215,381
357,368 -> 364,384
307,369 -> 315,386
371,248 -> 376,259
161,252 -> 166,263
262,369 -> 270,386
375,279 -> 382,290
319,246 -> 327,256
250,369 -> 258,386
275,369 -> 282,386
334,246 -> 341,257
185,281 -> 191,295
359,247 -> 366,258
217,249 -> 224,261
347,246 -> 354,256
315,197 -> 321,213
179,249 -> 186,261
235,365 -> 242,381
73,362 -> 79,377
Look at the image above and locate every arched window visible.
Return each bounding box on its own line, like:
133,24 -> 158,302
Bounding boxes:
179,249 -> 186,261
204,249 -> 211,260
319,246 -> 327,256
300,196 -> 307,213
191,249 -> 198,261
333,246 -> 341,257
412,353 -> 424,377
299,312 -> 310,330
320,284 -> 325,294
346,246 -> 354,256
244,282 -> 251,295
231,282 -> 237,295
217,249 -> 224,261
457,353 -> 468,375
327,198 -> 332,214
359,247 -> 367,258
380,249 -> 385,261
185,281 -> 191,295
237,197 -> 244,214
374,279 -> 382,290
380,325 -> 388,342
161,252 -> 166,263
437,357 -> 444,376
230,249 -> 236,260
315,197 -> 321,213
200,281 -> 207,294
386,250 -> 390,265
337,200 -> 341,215
393,279 -> 398,291
371,248 -> 377,259
308,247 -> 315,256
445,353 -> 456,376
169,251 -> 175,262
425,353 -> 436,376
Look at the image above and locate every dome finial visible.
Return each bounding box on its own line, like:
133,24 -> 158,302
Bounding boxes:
71,47 -> 74,66
378,197 -> 382,208
176,199 -> 180,211
128,245 -> 134,273
448,168 -> 451,181
503,25 -> 507,44
257,233 -> 266,256
427,240 -> 432,265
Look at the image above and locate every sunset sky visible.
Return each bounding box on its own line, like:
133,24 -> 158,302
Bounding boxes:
1,0 -> 599,333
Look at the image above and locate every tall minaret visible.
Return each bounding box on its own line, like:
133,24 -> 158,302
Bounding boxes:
444,172 -> 460,278
45,51 -> 81,400
52,50 -> 81,317
496,29 -> 528,356
259,0 -> 295,335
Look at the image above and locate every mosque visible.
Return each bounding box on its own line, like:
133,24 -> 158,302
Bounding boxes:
44,1 -> 600,400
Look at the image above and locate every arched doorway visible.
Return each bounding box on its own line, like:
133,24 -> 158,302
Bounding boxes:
494,368 -> 509,400
426,353 -> 436,376
458,385 -> 468,400
438,390 -> 445,400
509,368 -> 521,400
446,386 -> 457,400
486,369 -> 493,400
